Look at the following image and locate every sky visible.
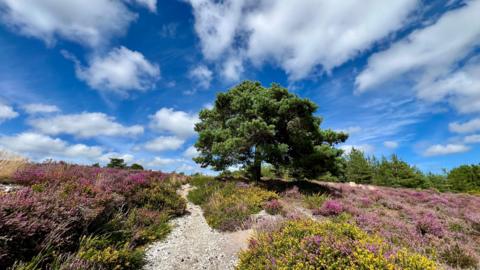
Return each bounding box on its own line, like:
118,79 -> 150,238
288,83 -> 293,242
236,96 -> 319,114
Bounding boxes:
0,0 -> 479,174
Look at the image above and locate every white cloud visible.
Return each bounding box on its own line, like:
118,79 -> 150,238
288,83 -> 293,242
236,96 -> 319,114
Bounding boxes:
0,0 -> 137,47
222,56 -> 244,81
130,0 -> 157,12
188,0 -> 418,80
340,144 -> 374,154
0,103 -> 18,122
356,1 -> 480,113
189,65 -> 213,88
464,134 -> 480,144
0,132 -> 103,160
70,47 -> 160,95
384,141 -> 399,149
183,145 -> 199,159
424,143 -> 470,156
449,118 -> 480,134
29,112 -> 144,138
150,108 -> 199,138
147,156 -> 185,167
144,136 -> 185,152
23,103 -> 59,114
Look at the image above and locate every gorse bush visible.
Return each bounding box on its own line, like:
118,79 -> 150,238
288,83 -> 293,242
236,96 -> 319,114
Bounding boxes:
0,162 -> 185,269
237,219 -> 437,270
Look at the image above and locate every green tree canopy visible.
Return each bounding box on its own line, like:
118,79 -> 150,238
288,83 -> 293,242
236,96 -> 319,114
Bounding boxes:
344,148 -> 375,184
373,154 -> 425,188
194,81 -> 348,181
130,163 -> 144,170
447,164 -> 480,192
107,158 -> 127,169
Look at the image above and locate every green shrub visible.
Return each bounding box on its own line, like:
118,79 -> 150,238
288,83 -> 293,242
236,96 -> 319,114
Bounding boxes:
77,235 -> 145,270
131,182 -> 186,216
237,219 -> 437,270
187,176 -> 221,205
303,193 -> 329,209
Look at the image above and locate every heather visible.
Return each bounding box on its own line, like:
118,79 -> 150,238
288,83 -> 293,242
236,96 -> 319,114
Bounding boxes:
309,182 -> 480,268
0,162 -> 186,269
188,176 -> 278,231
237,219 -> 437,269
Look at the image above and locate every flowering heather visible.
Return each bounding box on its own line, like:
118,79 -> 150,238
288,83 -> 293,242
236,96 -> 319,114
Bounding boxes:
0,161 -> 183,269
263,199 -> 283,215
313,199 -> 343,216
312,182 -> 480,269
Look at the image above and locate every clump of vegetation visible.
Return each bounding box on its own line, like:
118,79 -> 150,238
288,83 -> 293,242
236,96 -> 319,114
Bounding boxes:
303,192 -> 329,209
237,219 -> 437,269
262,199 -> 283,215
0,161 -> 186,269
188,176 -> 278,231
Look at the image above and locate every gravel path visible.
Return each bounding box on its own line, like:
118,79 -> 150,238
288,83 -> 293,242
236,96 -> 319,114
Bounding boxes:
144,184 -> 252,270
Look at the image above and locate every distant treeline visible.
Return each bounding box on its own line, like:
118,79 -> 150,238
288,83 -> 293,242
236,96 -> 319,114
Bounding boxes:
343,149 -> 480,194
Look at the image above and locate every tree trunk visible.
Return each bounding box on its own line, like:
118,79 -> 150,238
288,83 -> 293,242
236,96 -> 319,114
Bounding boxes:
251,148 -> 262,182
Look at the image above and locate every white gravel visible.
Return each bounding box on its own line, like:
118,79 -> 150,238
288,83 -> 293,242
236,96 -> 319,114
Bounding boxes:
143,184 -> 252,270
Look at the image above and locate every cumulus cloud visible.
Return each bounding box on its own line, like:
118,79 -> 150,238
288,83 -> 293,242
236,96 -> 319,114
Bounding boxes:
356,1 -> 480,113
0,103 -> 18,122
69,47 -> 160,95
383,141 -> 399,149
98,152 -> 135,163
0,132 -> 103,160
449,118 -> 480,134
188,0 -> 418,80
337,126 -> 362,135
189,65 -> 213,88
0,0 -> 137,47
149,108 -> 199,138
29,112 -> 144,138
23,103 -> 59,114
144,136 -> 185,152
424,144 -> 470,156
183,145 -> 199,159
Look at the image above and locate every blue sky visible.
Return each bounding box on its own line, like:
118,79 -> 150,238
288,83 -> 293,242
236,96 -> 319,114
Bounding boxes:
0,0 -> 479,174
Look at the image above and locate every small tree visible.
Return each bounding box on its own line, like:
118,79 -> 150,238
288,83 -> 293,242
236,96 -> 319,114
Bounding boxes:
130,163 -> 144,170
194,81 -> 347,181
107,158 -> 127,169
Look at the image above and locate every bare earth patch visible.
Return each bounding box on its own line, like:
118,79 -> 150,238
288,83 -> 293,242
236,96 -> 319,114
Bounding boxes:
144,184 -> 252,270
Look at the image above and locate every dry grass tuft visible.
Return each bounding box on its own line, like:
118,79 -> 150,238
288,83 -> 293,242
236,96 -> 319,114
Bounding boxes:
0,151 -> 28,182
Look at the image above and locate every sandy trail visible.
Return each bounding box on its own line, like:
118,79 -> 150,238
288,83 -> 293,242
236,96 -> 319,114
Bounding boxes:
144,184 -> 252,270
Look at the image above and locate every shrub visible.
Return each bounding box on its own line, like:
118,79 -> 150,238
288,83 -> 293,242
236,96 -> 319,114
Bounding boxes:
192,178 -> 279,231
76,236 -> 144,270
303,193 -> 329,209
263,199 -> 283,215
313,199 -> 343,216
415,212 -> 445,237
237,219 -> 437,270
440,244 -> 478,269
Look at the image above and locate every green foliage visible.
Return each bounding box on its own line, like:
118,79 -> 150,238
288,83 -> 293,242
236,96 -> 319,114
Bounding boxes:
344,148 -> 375,184
107,158 -> 127,169
303,193 -> 329,209
131,182 -> 186,216
188,176 -> 278,231
130,163 -> 144,170
440,244 -> 478,269
446,164 -> 480,193
77,236 -> 144,270
374,154 -> 426,188
194,81 -> 347,181
237,219 -> 437,270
